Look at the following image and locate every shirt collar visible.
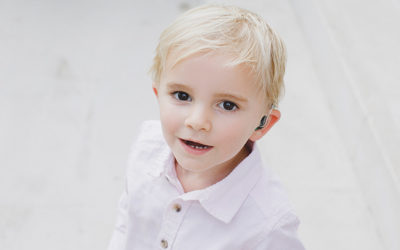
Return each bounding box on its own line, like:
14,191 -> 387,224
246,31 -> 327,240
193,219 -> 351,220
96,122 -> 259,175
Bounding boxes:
198,145 -> 264,223
163,142 -> 265,224
139,121 -> 265,224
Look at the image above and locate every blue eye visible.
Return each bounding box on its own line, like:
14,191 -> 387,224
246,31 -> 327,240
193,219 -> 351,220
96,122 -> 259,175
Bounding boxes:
173,91 -> 192,101
219,101 -> 238,111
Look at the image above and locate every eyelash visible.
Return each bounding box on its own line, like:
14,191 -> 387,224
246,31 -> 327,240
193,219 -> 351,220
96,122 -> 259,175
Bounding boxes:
171,91 -> 239,112
218,101 -> 238,111
172,91 -> 192,102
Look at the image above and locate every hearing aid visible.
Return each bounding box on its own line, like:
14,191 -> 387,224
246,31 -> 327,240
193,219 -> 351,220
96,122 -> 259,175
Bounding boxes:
255,104 -> 276,131
255,116 -> 267,131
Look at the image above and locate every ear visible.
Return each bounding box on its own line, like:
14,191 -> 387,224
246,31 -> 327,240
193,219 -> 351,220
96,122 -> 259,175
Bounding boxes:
152,83 -> 158,98
249,109 -> 281,142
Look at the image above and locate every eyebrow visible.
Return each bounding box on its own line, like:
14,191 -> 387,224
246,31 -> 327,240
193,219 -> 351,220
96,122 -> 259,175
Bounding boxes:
166,82 -> 192,92
214,93 -> 248,103
166,82 -> 248,103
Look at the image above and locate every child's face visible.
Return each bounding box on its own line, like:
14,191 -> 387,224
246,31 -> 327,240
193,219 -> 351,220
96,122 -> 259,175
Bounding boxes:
154,52 -> 272,175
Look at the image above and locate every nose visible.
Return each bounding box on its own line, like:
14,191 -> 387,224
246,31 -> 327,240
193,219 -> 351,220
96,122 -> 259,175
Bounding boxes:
184,105 -> 212,132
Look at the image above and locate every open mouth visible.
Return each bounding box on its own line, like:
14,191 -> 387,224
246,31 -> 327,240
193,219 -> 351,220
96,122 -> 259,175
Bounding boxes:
180,139 -> 213,150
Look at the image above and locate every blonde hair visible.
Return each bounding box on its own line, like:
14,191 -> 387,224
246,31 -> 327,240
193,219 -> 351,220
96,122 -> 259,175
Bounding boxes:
149,4 -> 287,107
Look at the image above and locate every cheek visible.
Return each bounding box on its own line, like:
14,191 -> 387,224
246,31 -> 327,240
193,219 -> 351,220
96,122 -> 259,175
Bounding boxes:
213,119 -> 253,148
159,101 -> 184,135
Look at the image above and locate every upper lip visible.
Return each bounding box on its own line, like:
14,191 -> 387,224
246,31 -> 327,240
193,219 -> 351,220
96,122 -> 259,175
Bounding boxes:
180,138 -> 213,147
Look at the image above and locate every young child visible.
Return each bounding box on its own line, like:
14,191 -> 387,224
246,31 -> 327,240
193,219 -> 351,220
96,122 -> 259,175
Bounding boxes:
108,4 -> 305,250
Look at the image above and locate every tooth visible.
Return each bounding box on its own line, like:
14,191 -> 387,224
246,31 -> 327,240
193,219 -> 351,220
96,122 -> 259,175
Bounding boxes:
190,145 -> 208,149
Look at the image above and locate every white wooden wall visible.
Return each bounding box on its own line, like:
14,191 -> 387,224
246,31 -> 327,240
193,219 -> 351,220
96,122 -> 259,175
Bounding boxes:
1,0 -> 399,249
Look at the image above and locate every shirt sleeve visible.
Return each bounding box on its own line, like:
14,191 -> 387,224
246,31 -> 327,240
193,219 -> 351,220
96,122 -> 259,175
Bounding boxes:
107,180 -> 129,250
253,212 -> 306,250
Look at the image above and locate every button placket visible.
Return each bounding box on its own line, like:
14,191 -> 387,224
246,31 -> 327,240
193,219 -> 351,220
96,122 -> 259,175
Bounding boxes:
173,203 -> 182,213
157,200 -> 190,249
160,239 -> 168,248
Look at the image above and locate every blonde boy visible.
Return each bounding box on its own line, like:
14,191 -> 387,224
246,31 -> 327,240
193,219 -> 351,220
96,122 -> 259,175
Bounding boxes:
108,4 -> 305,250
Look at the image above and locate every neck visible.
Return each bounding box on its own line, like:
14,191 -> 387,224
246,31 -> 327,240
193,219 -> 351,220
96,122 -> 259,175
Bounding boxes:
175,145 -> 250,193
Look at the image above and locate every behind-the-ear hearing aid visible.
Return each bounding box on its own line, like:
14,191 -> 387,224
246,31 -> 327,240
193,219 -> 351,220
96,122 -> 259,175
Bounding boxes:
255,115 -> 267,131
255,104 -> 276,131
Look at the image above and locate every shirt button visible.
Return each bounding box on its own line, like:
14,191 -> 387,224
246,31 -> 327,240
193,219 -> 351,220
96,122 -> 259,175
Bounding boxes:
173,203 -> 182,212
160,239 -> 168,248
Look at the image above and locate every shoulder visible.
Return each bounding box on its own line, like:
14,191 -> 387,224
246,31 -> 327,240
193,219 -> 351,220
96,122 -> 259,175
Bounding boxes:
244,162 -> 301,237
252,210 -> 304,249
125,120 -> 170,179
249,169 -> 294,223
131,120 -> 165,151
243,168 -> 304,249
228,157 -> 304,248
233,145 -> 297,230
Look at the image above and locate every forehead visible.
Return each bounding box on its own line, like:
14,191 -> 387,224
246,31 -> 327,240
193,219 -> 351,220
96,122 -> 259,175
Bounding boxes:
162,51 -> 260,93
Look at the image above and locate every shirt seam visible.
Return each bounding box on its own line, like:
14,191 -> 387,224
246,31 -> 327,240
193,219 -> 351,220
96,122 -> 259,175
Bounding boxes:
250,210 -> 297,248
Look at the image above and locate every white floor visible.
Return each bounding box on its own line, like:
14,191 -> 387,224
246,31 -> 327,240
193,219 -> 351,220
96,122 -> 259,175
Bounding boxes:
1,0 -> 399,249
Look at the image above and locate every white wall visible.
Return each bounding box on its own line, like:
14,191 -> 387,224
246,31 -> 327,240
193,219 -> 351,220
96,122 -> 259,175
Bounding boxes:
1,0 -> 399,249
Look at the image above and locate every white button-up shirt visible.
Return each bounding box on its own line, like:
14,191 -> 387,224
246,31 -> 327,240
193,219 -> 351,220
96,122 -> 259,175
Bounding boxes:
108,120 -> 305,250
